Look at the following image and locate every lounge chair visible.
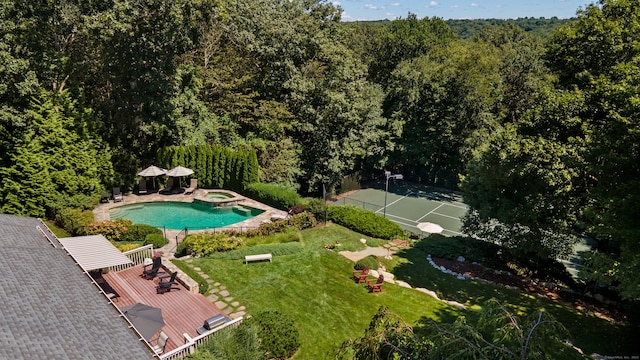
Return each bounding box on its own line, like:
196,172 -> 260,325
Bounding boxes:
159,177 -> 174,194
152,331 -> 169,354
183,178 -> 197,195
138,179 -> 147,195
367,274 -> 385,293
156,271 -> 179,294
353,266 -> 370,284
112,187 -> 123,202
142,257 -> 163,280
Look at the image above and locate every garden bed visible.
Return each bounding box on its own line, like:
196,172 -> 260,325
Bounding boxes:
431,256 -> 626,323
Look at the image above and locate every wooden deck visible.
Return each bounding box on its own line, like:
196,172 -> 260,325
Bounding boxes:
102,265 -> 225,353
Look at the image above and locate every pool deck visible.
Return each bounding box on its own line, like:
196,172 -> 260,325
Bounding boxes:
93,189 -> 289,254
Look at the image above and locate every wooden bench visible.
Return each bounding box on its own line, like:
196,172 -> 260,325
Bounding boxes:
244,253 -> 272,264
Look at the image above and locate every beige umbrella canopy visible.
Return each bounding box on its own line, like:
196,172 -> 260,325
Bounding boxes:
166,166 -> 194,187
138,165 -> 167,189
138,165 -> 167,177
417,222 -> 444,234
165,166 -> 194,177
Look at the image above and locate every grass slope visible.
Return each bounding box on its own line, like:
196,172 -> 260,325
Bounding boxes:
189,224 -> 639,358
192,224 -> 459,358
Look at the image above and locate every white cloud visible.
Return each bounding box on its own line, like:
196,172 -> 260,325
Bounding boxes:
428,1 -> 438,7
389,2 -> 400,7
471,2 -> 479,7
364,4 -> 378,10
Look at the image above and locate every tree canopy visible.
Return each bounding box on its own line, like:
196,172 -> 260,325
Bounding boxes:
0,0 -> 638,300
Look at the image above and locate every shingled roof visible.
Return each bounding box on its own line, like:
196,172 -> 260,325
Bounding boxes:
0,214 -> 154,359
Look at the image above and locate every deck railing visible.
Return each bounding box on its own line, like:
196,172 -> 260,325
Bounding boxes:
159,317 -> 243,360
109,244 -> 154,271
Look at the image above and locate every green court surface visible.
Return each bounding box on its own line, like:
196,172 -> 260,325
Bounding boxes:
336,187 -> 469,236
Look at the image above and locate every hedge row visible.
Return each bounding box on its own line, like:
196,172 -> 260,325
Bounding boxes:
157,145 -> 259,191
327,205 -> 403,240
244,182 -> 300,211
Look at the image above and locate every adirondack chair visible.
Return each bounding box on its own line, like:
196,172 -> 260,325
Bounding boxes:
367,274 -> 384,293
156,271 -> 179,294
142,256 -> 163,280
353,267 -> 370,284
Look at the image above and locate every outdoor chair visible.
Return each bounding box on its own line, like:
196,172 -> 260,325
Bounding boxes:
367,274 -> 384,293
138,178 -> 147,195
159,177 -> 174,194
152,331 -> 169,354
183,178 -> 198,195
156,271 -> 179,294
112,187 -> 123,202
142,257 -> 163,280
353,266 -> 370,284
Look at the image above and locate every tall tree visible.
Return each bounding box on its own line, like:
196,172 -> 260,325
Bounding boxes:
0,90 -> 113,217
222,0 -> 390,192
386,41 -> 501,187
545,0 -> 640,300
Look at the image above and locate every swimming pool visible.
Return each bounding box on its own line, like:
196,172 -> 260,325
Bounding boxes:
110,202 -> 264,230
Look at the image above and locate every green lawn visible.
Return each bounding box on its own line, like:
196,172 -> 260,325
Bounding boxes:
187,224 -> 639,358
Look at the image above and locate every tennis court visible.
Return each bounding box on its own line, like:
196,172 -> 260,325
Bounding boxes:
335,184 -> 469,237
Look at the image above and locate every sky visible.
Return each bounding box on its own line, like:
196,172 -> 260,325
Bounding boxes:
336,0 -> 594,21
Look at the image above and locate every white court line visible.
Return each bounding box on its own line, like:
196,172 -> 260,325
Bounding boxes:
405,191 -> 468,210
392,218 -> 462,236
417,203 -> 444,221
382,208 -> 461,225
374,195 -> 407,214
443,203 -> 469,210
429,212 -> 463,221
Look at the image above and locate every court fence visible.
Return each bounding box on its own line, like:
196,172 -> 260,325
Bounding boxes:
334,197 -> 383,212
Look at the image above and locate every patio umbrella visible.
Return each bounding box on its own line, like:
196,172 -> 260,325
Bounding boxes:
417,222 -> 444,234
122,303 -> 165,341
138,165 -> 167,177
166,166 -> 194,187
138,165 -> 167,189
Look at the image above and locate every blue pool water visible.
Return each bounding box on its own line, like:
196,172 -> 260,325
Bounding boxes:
110,202 -> 263,230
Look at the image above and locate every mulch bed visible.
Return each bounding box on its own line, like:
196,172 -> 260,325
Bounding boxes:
431,256 -> 626,322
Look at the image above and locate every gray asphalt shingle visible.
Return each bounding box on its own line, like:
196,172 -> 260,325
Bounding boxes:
0,214 -> 154,359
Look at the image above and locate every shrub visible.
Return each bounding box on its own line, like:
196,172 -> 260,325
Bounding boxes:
145,233 -> 168,249
328,205 -> 403,240
246,311 -> 300,359
195,322 -> 265,360
121,224 -> 162,242
84,219 -> 133,242
48,194 -> 98,219
244,182 -> 300,211
288,204 -> 306,215
302,197 -> 327,223
55,208 -> 95,236
178,233 -> 243,257
245,212 -> 316,237
113,242 -> 144,252
355,255 -> 379,270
